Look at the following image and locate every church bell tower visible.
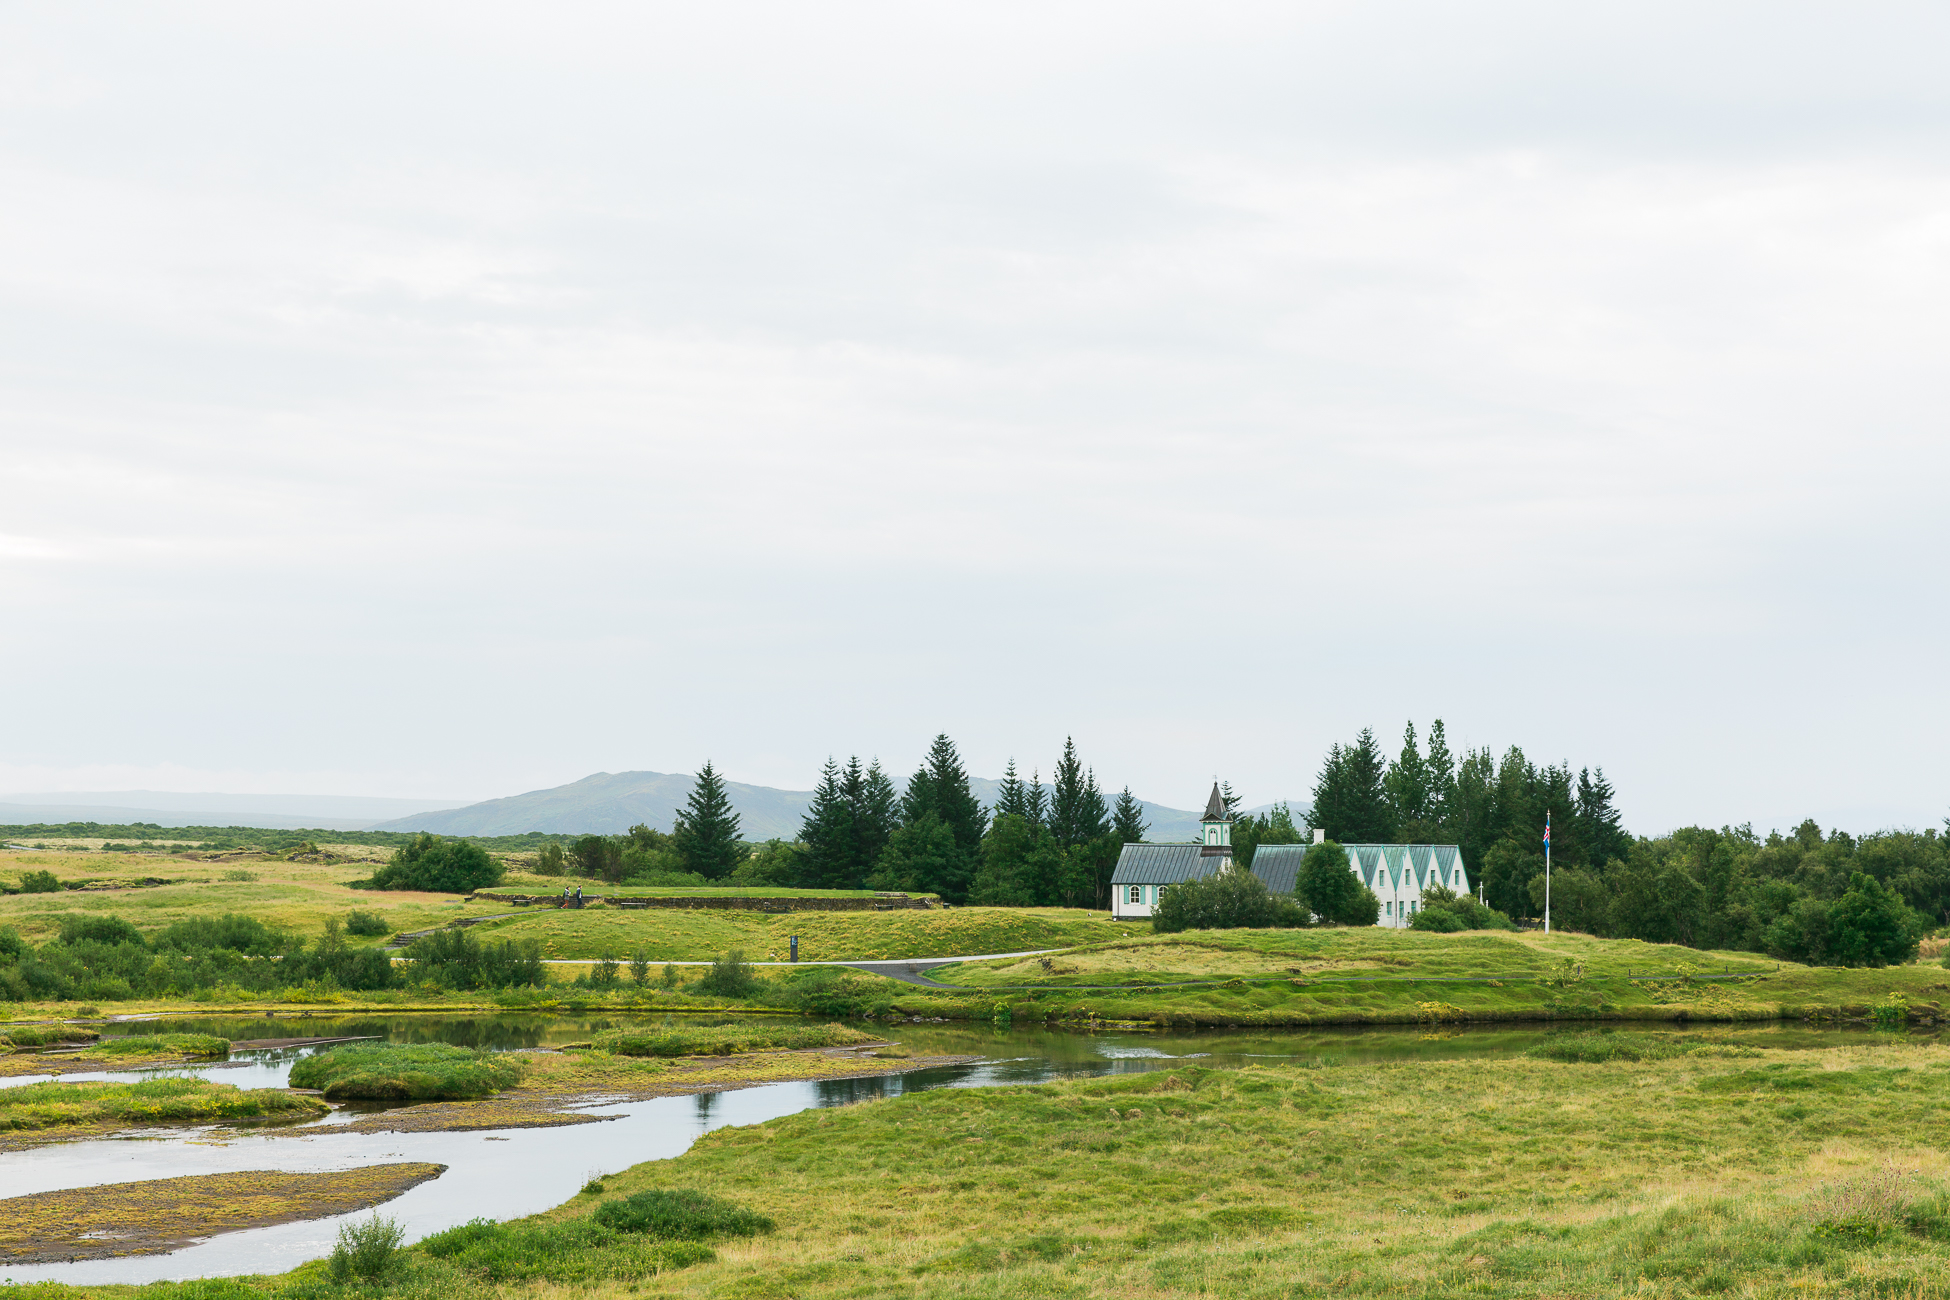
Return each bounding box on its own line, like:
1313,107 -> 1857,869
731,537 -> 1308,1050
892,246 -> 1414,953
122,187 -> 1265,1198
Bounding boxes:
1200,782 -> 1233,858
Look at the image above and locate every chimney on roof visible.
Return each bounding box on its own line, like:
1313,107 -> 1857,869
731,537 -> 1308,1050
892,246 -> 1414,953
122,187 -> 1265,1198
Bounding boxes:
1312,828 -> 1326,845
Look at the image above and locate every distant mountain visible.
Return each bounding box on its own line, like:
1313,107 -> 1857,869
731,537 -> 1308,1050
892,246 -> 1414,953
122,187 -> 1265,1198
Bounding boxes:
0,791 -> 469,833
373,769 -> 1304,843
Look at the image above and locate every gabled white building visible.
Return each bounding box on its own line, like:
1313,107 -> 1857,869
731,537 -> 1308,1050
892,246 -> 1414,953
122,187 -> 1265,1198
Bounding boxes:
1108,783 -> 1233,920
1251,841 -> 1470,928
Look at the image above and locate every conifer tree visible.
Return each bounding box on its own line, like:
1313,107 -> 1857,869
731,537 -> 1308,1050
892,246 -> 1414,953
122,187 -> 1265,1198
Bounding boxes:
885,735 -> 985,902
672,761 -> 744,880
1025,769 -> 1047,826
1306,729 -> 1396,844
1575,767 -> 1630,868
856,758 -> 898,873
1220,780 -> 1242,819
1112,786 -> 1148,844
995,759 -> 1030,820
799,758 -> 857,889
1384,721 -> 1434,831
1049,738 -> 1107,847
1424,719 -> 1457,826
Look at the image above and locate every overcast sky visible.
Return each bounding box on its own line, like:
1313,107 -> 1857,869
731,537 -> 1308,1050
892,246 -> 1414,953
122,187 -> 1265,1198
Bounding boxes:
2,3 -> 1946,836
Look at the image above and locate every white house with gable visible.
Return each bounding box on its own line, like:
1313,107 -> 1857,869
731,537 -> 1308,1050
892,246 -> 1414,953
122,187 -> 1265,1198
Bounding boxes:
1108,783 -> 1233,920
1251,841 -> 1470,928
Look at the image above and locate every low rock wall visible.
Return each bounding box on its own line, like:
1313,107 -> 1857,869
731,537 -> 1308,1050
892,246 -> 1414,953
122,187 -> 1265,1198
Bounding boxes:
468,892 -> 938,913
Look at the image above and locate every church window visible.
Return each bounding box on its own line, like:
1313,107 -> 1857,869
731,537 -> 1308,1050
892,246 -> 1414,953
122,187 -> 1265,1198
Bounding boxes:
1127,885 -> 1142,905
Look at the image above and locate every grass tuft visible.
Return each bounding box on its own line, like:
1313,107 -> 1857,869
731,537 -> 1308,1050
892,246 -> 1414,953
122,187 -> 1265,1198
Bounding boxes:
287,1041 -> 523,1100
595,1021 -> 874,1058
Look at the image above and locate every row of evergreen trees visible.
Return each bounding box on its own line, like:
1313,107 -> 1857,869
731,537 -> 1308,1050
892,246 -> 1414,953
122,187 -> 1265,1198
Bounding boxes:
1304,721 -> 1630,917
800,735 -> 1147,906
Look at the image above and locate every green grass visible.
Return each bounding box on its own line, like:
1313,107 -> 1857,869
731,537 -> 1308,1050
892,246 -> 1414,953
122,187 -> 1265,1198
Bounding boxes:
0,1075 -> 326,1131
2,1025 -> 100,1047
464,904 -> 1120,962
482,885 -> 934,899
287,1041 -> 524,1100
86,1033 -> 229,1058
592,1021 -> 875,1057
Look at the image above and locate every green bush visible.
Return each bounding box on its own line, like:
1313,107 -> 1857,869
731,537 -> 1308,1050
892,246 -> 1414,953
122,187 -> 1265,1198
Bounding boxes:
534,843 -> 567,877
1297,841 -> 1381,926
771,966 -> 896,1018
417,1215 -> 716,1282
327,1214 -> 404,1284
404,928 -> 544,989
592,1188 -> 775,1239
364,834 -> 504,894
694,950 -> 759,998
344,910 -> 390,937
1410,885 -> 1516,932
57,915 -> 144,946
288,1041 -> 523,1100
1152,869 -> 1309,934
19,870 -> 61,893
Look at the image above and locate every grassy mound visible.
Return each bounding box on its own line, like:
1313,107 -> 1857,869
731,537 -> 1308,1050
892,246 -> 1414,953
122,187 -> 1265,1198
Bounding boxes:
90,1033 -> 229,1058
287,1041 -> 524,1100
3,1025 -> 101,1048
1526,1031 -> 1762,1063
592,1188 -> 775,1238
0,1076 -> 326,1131
417,1216 -> 716,1283
594,1021 -> 875,1058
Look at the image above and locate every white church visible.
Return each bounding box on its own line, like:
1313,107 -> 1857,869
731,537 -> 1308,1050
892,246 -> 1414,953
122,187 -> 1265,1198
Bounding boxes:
1107,783 -> 1470,927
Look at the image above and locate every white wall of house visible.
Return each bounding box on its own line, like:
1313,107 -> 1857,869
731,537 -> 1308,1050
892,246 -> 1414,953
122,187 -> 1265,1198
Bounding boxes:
1111,882 -> 1167,920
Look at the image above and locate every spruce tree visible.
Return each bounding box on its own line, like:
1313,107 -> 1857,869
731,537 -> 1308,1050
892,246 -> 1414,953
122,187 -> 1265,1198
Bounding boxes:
1025,769 -> 1047,826
1424,719 -> 1457,826
799,758 -> 857,889
1384,721 -> 1434,833
1220,780 -> 1242,818
855,758 -> 898,876
672,761 -> 744,880
1112,786 -> 1148,844
1575,767 -> 1630,868
1306,729 -> 1396,844
1049,738 -> 1101,847
995,759 -> 1030,820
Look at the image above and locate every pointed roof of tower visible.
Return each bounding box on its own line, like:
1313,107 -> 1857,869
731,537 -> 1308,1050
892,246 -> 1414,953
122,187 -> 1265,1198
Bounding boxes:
1202,782 -> 1228,821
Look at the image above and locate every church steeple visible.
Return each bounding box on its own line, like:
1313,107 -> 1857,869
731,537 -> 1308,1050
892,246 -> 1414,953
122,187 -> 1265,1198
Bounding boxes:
1199,781 -> 1233,857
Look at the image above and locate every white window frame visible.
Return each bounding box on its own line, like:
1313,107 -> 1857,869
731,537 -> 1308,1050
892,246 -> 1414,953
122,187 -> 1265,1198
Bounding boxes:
1127,884 -> 1142,905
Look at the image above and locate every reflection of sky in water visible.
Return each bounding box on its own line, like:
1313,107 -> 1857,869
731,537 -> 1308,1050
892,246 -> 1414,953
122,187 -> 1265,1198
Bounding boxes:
4,1018 -> 1931,1284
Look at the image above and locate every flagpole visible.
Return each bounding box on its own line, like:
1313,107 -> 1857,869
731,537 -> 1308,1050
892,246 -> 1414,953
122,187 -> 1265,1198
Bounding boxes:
1544,809 -> 1552,935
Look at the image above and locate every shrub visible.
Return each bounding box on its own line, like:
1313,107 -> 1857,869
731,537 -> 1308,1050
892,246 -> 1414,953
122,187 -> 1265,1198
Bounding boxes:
694,950 -> 759,998
404,929 -> 544,990
1410,885 -> 1515,932
534,843 -> 567,877
327,1214 -> 404,1283
417,1215 -> 716,1282
365,834 -> 503,894
57,915 -> 144,947
152,914 -> 285,955
592,1189 -> 775,1239
20,870 -> 61,894
629,949 -> 651,987
771,966 -> 896,1018
344,910 -> 390,937
288,1041 -> 524,1100
1151,869 -> 1309,934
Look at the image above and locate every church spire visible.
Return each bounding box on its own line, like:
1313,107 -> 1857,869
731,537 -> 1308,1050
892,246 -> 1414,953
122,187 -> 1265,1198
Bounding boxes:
1199,781 -> 1233,857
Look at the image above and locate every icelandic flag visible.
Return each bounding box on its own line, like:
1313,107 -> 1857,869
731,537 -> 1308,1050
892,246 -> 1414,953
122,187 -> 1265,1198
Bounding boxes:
1542,815 -> 1550,847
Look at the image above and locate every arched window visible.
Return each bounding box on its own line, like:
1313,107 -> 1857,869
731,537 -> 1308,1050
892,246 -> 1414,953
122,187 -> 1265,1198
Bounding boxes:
1127,884 -> 1142,904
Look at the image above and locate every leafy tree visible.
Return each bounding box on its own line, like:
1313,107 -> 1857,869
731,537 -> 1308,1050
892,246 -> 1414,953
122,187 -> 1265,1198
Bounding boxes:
533,843 -> 566,877
673,761 -> 744,880
1307,730 -> 1395,844
1112,786 -> 1148,845
569,834 -> 626,883
696,950 -> 760,998
1826,872 -> 1920,967
729,839 -> 807,887
368,834 -> 503,894
1150,867 -> 1308,933
1482,841 -> 1544,920
1526,867 -> 1606,935
1297,840 -> 1380,926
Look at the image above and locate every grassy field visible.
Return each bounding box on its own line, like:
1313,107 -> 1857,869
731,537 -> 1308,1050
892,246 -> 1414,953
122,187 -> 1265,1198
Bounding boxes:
25,1031 -> 1950,1298
459,904 -> 1120,962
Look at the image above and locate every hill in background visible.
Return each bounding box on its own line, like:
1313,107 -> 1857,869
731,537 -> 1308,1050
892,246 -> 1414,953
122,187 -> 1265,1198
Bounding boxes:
0,790 -> 468,832
370,770 -> 1305,842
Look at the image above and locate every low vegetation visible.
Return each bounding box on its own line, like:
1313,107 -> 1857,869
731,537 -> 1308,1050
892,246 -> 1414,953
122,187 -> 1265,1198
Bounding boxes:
592,1020 -> 874,1058
359,834 -> 504,895
287,1041 -> 525,1100
0,1075 -> 325,1133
